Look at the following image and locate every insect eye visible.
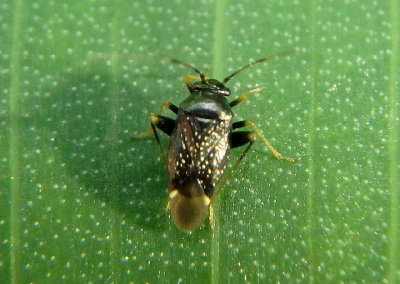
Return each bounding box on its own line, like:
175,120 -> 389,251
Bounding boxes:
217,87 -> 230,96
207,79 -> 225,89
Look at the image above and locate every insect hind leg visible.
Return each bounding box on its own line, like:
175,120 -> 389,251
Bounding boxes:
232,120 -> 300,162
209,125 -> 298,227
209,131 -> 256,228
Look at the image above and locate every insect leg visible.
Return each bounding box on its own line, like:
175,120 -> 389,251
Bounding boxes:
229,88 -> 262,108
164,200 -> 171,215
149,114 -> 175,136
232,120 -> 300,162
157,101 -> 179,114
148,114 -> 176,167
229,130 -> 255,148
132,101 -> 178,139
183,74 -> 209,91
209,125 -> 299,227
209,132 -> 256,228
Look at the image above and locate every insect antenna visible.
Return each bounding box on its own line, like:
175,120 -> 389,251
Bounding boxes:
222,50 -> 294,84
161,57 -> 207,83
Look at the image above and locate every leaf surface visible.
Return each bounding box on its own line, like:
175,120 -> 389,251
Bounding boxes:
1,0 -> 399,282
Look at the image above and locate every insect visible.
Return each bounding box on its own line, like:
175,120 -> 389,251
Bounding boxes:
134,54 -> 299,232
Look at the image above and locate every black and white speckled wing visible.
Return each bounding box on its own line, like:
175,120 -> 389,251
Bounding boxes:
171,110 -> 231,196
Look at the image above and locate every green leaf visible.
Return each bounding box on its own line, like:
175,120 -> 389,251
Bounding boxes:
1,0 -> 399,283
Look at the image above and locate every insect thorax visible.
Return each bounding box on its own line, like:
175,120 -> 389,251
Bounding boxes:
179,91 -> 234,120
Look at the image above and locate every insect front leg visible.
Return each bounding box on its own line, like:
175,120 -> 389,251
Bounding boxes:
183,74 -> 209,91
232,121 -> 300,162
229,87 -> 262,107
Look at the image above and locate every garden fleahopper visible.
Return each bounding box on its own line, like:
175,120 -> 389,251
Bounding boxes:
135,54 -> 299,232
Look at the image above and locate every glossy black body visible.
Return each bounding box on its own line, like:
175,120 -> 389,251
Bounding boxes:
168,90 -> 234,199
164,78 -> 237,231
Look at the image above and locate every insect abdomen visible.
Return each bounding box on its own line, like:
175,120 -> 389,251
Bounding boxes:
168,180 -> 210,232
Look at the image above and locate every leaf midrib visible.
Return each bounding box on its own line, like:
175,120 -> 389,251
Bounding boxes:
211,0 -> 228,283
9,0 -> 25,283
388,0 -> 400,282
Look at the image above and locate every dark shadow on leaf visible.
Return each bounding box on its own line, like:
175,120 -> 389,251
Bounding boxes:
49,61 -> 169,232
